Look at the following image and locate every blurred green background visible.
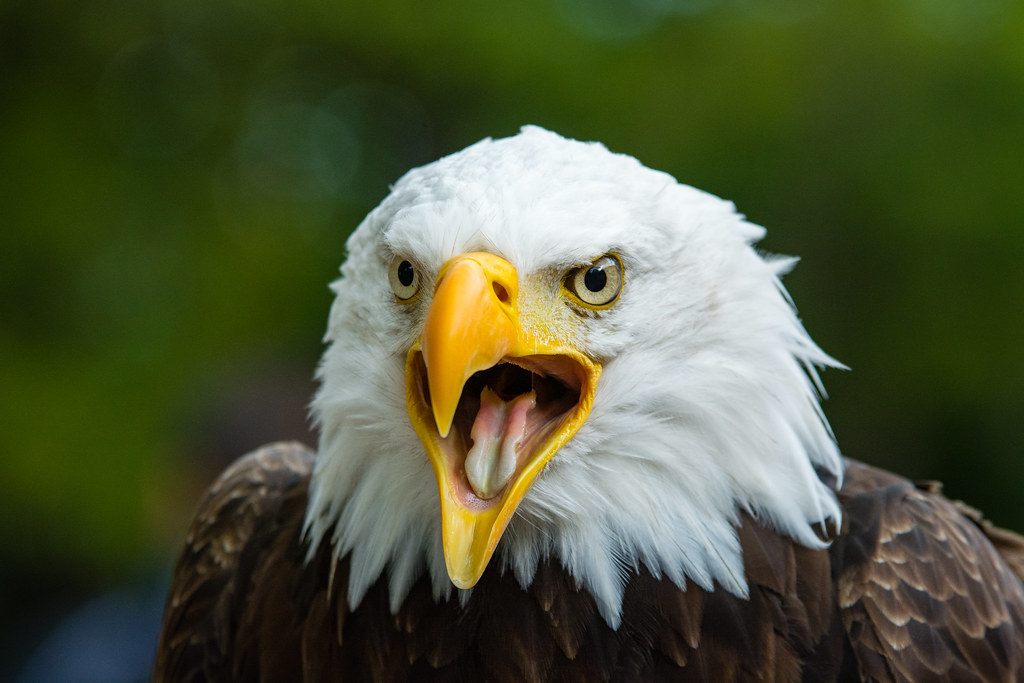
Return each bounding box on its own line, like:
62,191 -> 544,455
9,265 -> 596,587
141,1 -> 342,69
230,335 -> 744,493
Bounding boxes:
2,0 -> 1023,678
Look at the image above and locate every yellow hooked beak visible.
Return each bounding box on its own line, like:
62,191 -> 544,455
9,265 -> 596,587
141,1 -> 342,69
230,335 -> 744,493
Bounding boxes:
405,252 -> 600,588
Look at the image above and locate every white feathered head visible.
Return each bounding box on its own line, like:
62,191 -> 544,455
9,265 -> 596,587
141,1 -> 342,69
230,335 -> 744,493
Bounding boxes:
306,126 -> 842,626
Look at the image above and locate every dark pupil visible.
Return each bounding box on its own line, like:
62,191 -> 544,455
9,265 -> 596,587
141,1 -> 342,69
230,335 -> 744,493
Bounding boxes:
584,266 -> 607,292
397,260 -> 415,287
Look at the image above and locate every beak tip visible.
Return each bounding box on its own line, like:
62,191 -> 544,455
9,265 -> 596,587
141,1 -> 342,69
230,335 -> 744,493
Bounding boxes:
447,562 -> 484,589
432,405 -> 453,438
449,575 -> 477,590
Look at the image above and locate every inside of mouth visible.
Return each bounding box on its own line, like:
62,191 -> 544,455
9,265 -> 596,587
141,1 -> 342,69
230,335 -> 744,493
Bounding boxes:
460,360 -> 580,443
419,355 -> 584,503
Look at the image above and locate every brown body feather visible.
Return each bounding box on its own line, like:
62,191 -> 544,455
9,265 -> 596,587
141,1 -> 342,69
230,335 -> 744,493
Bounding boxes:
154,443 -> 1024,682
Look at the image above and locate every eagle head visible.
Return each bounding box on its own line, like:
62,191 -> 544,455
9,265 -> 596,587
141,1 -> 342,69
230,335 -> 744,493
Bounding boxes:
305,126 -> 843,626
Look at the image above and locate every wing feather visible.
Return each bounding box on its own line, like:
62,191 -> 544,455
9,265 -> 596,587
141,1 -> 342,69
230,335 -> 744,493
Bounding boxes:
836,460 -> 1024,682
153,442 -> 315,682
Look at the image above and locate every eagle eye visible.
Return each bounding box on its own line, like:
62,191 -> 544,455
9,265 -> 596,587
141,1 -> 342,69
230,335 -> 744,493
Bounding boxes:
389,255 -> 421,302
564,254 -> 623,309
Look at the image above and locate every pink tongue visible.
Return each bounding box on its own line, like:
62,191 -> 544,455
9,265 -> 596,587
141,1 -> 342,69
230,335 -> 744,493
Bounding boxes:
464,387 -> 536,500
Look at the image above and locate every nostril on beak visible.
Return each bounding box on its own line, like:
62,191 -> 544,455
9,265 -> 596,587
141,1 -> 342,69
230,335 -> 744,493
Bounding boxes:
492,281 -> 510,304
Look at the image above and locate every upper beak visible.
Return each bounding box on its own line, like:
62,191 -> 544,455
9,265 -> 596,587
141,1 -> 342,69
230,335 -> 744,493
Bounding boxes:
405,252 -> 600,588
421,254 -> 519,438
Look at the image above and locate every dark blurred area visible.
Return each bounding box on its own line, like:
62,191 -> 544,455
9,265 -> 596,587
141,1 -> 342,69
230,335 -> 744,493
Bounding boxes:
2,0 -> 1022,679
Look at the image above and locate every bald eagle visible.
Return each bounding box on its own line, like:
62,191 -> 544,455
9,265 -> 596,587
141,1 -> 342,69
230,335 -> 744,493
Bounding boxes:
155,127 -> 1024,682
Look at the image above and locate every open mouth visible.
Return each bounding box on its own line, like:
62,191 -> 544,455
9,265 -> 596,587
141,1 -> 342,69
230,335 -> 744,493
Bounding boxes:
402,250 -> 604,586
410,353 -> 585,507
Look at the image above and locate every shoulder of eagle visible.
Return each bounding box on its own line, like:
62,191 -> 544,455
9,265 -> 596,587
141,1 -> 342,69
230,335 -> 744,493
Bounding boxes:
155,442 -> 1024,681
154,127 -> 1024,682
